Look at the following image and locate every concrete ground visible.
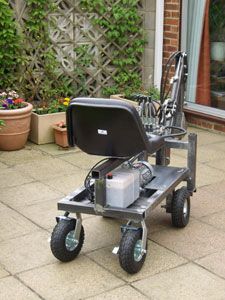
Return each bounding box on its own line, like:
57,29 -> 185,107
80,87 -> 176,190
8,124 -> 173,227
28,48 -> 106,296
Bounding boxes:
0,126 -> 225,299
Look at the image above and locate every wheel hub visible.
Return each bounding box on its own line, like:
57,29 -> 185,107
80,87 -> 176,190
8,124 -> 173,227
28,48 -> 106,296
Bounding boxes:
134,240 -> 143,262
183,198 -> 188,217
65,230 -> 79,251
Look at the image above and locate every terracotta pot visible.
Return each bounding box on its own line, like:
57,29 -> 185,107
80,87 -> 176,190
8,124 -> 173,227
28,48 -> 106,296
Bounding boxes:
0,103 -> 33,151
29,111 -> 66,144
52,125 -> 69,148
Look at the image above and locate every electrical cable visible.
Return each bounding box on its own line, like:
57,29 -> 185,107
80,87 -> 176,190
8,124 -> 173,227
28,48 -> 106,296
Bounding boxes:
162,126 -> 187,138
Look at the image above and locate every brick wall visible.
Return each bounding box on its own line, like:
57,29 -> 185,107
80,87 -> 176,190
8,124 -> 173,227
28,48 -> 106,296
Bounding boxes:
163,0 -> 181,64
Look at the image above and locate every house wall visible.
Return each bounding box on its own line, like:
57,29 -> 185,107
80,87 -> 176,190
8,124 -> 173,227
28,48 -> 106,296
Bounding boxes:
142,0 -> 156,88
163,0 -> 181,64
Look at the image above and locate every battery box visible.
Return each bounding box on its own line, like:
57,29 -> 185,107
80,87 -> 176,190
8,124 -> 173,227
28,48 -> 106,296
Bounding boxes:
106,167 -> 140,208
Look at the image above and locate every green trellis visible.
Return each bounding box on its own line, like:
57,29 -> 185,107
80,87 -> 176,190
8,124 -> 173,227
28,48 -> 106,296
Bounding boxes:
10,0 -> 146,98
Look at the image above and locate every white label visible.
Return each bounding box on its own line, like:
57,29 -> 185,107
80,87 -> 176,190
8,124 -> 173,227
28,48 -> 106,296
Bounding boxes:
98,129 -> 107,135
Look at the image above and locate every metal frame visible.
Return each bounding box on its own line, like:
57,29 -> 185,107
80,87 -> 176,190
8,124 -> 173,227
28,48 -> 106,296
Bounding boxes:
56,132 -> 196,260
57,133 -> 197,225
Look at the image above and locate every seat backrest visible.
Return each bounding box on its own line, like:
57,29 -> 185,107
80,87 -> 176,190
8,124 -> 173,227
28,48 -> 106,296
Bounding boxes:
67,98 -> 158,157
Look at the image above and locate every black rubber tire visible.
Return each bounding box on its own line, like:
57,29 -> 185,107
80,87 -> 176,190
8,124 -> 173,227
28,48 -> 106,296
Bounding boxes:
50,220 -> 84,262
119,230 -> 146,274
171,187 -> 190,228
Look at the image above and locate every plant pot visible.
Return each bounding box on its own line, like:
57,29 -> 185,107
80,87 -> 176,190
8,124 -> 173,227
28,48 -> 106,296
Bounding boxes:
52,125 -> 69,148
211,42 -> 225,61
29,111 -> 66,144
0,103 -> 33,151
110,94 -> 138,106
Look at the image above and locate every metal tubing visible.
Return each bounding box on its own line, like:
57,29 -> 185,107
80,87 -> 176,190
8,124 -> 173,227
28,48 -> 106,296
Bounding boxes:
187,133 -> 197,192
141,220 -> 147,253
74,213 -> 82,241
94,178 -> 106,213
91,158 -> 126,179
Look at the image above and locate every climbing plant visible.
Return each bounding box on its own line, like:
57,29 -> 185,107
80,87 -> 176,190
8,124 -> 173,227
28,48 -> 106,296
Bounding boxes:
0,0 -> 22,89
20,0 -> 74,104
80,0 -> 146,97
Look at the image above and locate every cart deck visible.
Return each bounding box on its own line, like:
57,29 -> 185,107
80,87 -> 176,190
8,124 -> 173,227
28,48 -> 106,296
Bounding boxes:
58,165 -> 190,222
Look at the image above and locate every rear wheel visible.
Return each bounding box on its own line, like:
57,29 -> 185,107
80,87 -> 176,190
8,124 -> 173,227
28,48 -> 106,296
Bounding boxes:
171,187 -> 190,228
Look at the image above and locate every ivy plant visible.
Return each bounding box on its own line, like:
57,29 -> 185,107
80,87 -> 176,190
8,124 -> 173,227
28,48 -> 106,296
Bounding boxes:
0,0 -> 22,89
20,0 -> 74,105
80,0 -> 146,97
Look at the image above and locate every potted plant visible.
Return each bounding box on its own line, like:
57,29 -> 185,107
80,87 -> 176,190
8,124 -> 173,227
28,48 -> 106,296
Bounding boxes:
52,121 -> 69,148
0,90 -> 33,151
110,86 -> 160,106
0,120 -> 5,128
29,97 -> 70,145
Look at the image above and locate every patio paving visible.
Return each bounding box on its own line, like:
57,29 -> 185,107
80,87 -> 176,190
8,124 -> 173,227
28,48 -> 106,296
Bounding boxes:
0,126 -> 225,299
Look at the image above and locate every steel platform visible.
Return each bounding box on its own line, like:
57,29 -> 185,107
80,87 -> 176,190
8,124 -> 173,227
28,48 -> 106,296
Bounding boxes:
58,165 -> 190,222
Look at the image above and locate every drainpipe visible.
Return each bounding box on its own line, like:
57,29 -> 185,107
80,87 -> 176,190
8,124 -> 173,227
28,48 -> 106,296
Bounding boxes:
154,0 -> 164,90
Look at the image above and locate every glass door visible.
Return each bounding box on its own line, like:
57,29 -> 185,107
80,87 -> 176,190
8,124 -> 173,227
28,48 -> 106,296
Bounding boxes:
210,0 -> 225,110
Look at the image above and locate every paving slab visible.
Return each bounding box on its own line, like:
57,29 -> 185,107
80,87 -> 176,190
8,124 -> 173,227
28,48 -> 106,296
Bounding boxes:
0,230 -> 55,274
60,152 -> 104,170
207,141 -> 225,153
200,210 -> 225,231
0,265 -> 9,279
0,206 -> 39,242
44,170 -> 87,194
132,263 -> 225,300
0,147 -> 48,166
0,202 -> 7,212
18,256 -> 124,300
14,157 -> 79,181
0,181 -> 63,208
194,146 -> 225,163
0,161 -> 8,169
17,199 -> 94,231
190,129 -> 225,146
196,249 -> 225,280
0,168 -> 34,188
88,285 -> 148,300
207,158 -> 225,172
191,183 -> 225,218
31,142 -> 79,156
145,204 -> 172,234
87,240 -> 187,283
171,142 -> 225,163
150,219 -> 225,260
82,216 -> 122,253
0,276 -> 40,300
195,163 -> 225,187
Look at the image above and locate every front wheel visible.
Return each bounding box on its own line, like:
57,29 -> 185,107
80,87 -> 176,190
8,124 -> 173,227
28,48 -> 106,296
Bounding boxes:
50,219 -> 84,262
119,230 -> 146,274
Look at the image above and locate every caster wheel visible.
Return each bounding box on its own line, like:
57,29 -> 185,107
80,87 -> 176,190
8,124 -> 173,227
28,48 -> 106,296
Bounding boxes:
171,187 -> 190,228
50,219 -> 84,262
119,230 -> 146,274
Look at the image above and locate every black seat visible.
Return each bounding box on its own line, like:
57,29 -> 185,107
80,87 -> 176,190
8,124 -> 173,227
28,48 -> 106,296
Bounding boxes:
67,98 -> 164,157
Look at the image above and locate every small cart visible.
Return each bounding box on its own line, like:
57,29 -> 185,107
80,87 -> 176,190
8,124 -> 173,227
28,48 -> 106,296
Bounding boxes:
50,52 -> 197,273
50,97 -> 197,274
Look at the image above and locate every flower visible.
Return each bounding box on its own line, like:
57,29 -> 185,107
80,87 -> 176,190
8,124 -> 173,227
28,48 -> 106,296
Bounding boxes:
14,98 -> 24,104
35,97 -> 71,115
55,121 -> 66,128
0,91 -> 26,110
